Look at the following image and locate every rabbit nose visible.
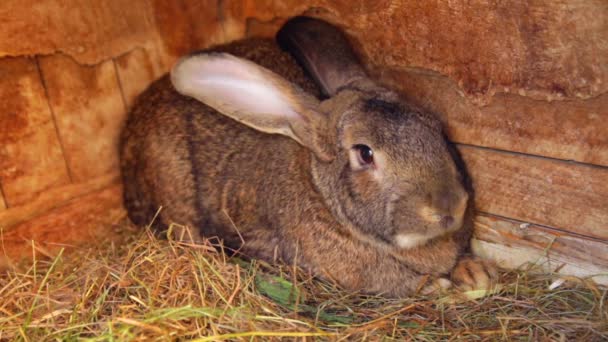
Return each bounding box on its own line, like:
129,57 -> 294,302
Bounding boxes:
440,215 -> 455,229
430,213 -> 455,229
428,189 -> 468,225
419,188 -> 468,228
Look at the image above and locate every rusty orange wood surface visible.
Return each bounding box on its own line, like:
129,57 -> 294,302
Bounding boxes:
0,185 -> 124,263
0,57 -> 71,207
473,213 -> 608,285
0,173 -> 119,230
224,0 -> 608,101
114,46 -> 165,109
0,0 -> 155,65
379,69 -> 608,167
38,54 -> 127,182
0,191 -> 6,210
462,146 -> 608,240
474,214 -> 608,268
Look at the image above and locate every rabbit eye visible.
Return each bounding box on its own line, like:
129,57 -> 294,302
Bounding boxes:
354,144 -> 374,165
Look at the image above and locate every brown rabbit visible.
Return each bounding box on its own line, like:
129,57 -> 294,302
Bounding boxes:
120,17 -> 496,297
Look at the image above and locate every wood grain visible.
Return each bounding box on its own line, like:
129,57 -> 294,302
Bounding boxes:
0,184 -> 124,263
0,57 -> 71,207
114,46 -> 164,109
461,145 -> 608,240
38,54 -> 126,182
224,0 -> 608,101
220,2 -> 608,167
150,0 -> 225,68
0,190 -> 6,210
0,0 -> 155,64
217,3 -> 608,167
0,172 -> 119,230
473,239 -> 608,286
472,213 -> 608,285
378,69 -> 608,167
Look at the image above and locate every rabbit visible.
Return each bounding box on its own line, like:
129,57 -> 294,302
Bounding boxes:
120,16 -> 497,297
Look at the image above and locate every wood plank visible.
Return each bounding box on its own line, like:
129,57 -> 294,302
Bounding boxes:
460,145 -> 608,240
0,190 -> 6,210
0,172 -> 119,230
473,239 -> 608,286
0,0 -> 155,64
150,0 -> 225,67
226,0 -> 608,100
222,2 -> 608,167
0,184 -> 125,263
38,54 -> 126,182
245,17 -> 285,39
0,57 -> 71,207
114,46 -> 164,109
377,69 -> 608,167
472,213 -> 608,285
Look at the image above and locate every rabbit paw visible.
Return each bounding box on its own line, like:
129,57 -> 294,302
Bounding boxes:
420,277 -> 453,295
451,257 -> 498,292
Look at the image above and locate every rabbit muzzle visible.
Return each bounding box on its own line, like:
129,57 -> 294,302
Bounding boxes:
392,185 -> 469,249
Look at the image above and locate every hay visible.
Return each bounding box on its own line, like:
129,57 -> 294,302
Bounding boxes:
1,220 -> 606,341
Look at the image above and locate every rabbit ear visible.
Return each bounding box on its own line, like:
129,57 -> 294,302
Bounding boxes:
277,16 -> 366,97
171,53 -> 335,162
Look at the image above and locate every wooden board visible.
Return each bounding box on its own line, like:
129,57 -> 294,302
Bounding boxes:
0,173 -> 119,230
473,239 -> 608,286
114,46 -> 164,109
378,69 -> 608,167
225,0 -> 608,101
38,54 -> 126,182
0,190 -> 6,210
0,0 -> 155,65
215,3 -> 608,167
461,145 -> 608,240
0,184 -> 124,264
150,0 -> 225,68
472,213 -> 608,285
0,57 -> 71,207
150,0 -> 608,168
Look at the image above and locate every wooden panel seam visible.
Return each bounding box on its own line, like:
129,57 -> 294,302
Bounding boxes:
0,172 -> 120,230
475,210 -> 608,244
0,183 -> 6,210
472,213 -> 608,285
0,184 -> 125,262
459,144 -> 608,241
473,213 -> 608,262
113,44 -> 166,109
0,56 -> 72,206
0,0 -> 157,65
458,142 -> 608,172
111,58 -> 130,113
378,66 -> 608,167
38,53 -> 127,182
34,56 -> 74,182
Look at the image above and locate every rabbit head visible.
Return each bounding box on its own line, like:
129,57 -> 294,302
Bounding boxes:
171,17 -> 469,251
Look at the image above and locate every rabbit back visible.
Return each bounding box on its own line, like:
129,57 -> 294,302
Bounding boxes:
120,38 -> 321,249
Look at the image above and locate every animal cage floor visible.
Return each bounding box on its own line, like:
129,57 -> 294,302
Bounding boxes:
0,220 -> 606,341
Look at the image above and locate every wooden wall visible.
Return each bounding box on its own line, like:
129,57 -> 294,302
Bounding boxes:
0,0 -> 169,259
0,0 -> 606,284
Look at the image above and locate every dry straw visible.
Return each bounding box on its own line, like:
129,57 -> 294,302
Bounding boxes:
1,220 -> 606,341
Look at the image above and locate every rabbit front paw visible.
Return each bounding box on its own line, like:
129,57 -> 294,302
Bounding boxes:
451,257 -> 498,291
420,277 -> 453,295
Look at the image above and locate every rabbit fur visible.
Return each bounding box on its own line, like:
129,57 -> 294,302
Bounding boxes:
120,17 -> 496,297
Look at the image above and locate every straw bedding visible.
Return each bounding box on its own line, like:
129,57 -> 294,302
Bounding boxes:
1,220 -> 606,341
